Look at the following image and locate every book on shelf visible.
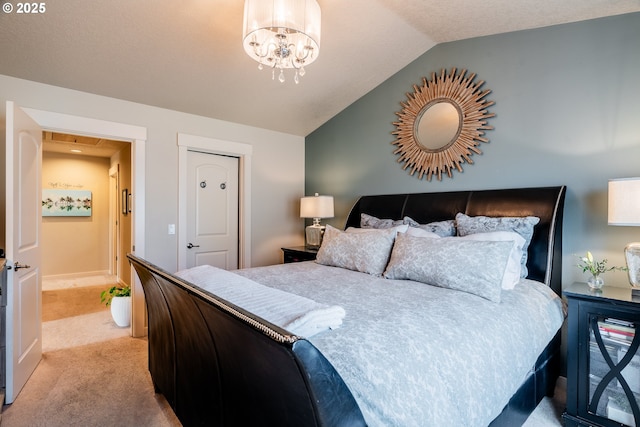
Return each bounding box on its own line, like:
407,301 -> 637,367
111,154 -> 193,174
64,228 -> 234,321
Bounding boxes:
599,319 -> 636,343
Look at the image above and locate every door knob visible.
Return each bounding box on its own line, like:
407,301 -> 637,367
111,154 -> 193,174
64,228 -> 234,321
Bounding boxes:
187,243 -> 200,249
14,262 -> 31,271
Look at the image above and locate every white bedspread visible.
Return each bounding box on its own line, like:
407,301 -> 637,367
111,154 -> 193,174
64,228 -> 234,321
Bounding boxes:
236,261 -> 565,427
175,264 -> 345,338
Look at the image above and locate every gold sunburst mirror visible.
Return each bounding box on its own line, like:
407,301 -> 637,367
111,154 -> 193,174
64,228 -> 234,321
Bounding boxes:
392,68 -> 495,181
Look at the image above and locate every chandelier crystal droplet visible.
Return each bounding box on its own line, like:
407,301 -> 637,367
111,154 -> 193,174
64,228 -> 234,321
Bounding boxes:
243,0 -> 321,84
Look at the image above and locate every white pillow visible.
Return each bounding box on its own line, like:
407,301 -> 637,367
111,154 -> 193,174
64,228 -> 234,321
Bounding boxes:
455,213 -> 540,277
445,231 -> 526,290
316,225 -> 396,276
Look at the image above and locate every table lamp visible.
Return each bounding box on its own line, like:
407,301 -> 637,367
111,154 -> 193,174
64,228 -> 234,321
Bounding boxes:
300,193 -> 334,248
608,177 -> 640,292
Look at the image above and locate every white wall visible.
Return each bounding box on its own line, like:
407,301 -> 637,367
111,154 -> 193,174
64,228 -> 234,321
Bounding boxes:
1,74 -> 305,270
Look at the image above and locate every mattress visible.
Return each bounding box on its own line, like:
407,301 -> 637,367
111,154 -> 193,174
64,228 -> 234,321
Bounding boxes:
236,261 -> 565,427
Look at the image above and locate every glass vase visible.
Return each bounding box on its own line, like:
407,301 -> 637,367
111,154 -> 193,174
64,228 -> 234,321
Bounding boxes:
587,274 -> 604,290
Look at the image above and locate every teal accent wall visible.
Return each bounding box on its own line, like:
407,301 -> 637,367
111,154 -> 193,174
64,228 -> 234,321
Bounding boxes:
306,12 -> 640,287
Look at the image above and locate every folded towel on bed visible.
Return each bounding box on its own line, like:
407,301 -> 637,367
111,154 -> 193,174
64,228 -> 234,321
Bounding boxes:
175,265 -> 345,338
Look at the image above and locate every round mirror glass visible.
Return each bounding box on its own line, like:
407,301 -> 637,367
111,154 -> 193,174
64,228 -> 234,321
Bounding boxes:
415,101 -> 461,151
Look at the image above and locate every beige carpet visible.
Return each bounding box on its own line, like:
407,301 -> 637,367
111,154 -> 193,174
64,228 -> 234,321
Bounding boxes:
522,378 -> 566,427
1,337 -> 181,427
1,276 -> 181,427
42,285 -> 107,322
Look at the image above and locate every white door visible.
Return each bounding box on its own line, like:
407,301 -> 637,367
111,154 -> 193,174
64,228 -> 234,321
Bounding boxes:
186,150 -> 239,269
4,101 -> 43,403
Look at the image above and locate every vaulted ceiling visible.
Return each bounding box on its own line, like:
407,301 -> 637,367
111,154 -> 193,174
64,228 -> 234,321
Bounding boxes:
1,0 -> 638,136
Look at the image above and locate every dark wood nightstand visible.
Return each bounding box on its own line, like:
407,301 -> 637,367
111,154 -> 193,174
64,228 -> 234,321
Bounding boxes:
281,246 -> 318,263
564,282 -> 640,427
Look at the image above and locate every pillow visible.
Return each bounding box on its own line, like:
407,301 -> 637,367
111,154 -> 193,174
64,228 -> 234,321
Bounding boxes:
316,225 -> 396,276
346,224 -> 409,235
403,216 -> 456,237
383,233 -> 513,302
403,227 -> 441,239
455,213 -> 540,277
445,231 -> 526,289
360,213 -> 404,229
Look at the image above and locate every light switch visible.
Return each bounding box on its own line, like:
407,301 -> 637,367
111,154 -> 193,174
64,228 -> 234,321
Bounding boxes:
168,224 -> 175,235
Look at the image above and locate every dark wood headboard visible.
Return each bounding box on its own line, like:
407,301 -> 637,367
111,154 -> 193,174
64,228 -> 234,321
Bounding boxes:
345,186 -> 566,295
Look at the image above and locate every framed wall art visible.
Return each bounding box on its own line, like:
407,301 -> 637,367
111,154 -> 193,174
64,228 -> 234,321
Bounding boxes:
42,189 -> 92,217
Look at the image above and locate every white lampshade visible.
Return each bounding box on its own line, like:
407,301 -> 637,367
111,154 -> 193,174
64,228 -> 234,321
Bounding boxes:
608,178 -> 640,226
300,194 -> 334,219
243,0 -> 321,83
608,177 -> 640,290
300,193 -> 333,248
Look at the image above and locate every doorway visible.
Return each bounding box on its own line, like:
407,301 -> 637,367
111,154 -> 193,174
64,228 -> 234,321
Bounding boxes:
4,104 -> 147,404
41,132 -> 132,351
22,106 -> 148,337
42,132 -> 130,280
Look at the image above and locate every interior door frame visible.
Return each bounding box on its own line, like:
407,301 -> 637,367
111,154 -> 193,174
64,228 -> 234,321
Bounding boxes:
108,164 -> 121,279
177,133 -> 252,271
22,108 -> 148,337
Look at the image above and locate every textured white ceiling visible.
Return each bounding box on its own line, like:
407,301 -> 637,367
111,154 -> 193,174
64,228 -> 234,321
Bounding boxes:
1,0 -> 638,136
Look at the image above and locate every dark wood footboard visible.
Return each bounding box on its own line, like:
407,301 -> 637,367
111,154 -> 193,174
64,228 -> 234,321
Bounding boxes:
127,253 -> 366,427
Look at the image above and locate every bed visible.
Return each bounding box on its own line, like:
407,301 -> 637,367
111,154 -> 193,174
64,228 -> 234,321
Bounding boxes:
128,185 -> 566,427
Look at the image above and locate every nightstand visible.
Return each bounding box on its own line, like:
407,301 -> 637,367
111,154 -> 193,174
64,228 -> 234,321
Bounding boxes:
281,246 -> 318,263
563,282 -> 640,427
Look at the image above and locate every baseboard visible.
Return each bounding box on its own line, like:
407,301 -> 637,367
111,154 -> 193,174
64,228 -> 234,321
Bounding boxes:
43,270 -> 112,281
1,388 -> 5,422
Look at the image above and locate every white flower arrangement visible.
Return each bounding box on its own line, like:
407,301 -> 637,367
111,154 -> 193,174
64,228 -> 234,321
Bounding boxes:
576,251 -> 626,276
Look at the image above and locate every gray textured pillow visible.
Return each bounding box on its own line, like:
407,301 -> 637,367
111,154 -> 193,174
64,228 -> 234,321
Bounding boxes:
346,224 -> 409,235
455,213 -> 540,277
403,216 -> 456,237
316,225 -> 396,276
360,213 -> 404,229
445,231 -> 526,290
384,232 -> 512,302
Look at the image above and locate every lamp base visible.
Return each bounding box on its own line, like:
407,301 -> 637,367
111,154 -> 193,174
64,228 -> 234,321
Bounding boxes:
305,224 -> 325,248
626,242 -> 640,287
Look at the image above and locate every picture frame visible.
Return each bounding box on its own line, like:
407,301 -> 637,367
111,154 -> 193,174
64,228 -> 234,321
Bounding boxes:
42,189 -> 92,217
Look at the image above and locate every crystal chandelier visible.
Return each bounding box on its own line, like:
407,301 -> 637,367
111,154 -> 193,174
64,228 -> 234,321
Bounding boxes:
242,0 -> 321,84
